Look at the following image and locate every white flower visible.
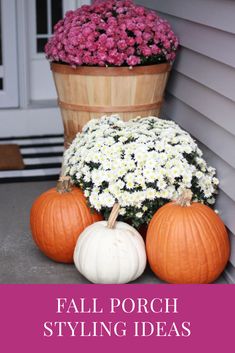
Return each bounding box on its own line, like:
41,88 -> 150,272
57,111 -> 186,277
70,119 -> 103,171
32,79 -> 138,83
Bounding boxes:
204,190 -> 213,198
126,181 -> 134,189
135,173 -> 145,185
207,197 -> 215,204
69,165 -> 78,176
208,166 -> 216,174
157,179 -> 167,190
159,189 -> 171,199
146,188 -> 157,200
65,115 -> 218,221
75,171 -> 82,179
98,191 -> 115,208
90,192 -> 101,211
169,167 -> 181,179
195,171 -> 203,179
183,145 -> 193,154
116,179 -> 125,189
143,168 -> 155,183
91,170 -> 103,186
84,190 -> 90,197
119,208 -> 126,216
83,172 -> 91,182
212,177 -> 219,185
125,173 -> 135,183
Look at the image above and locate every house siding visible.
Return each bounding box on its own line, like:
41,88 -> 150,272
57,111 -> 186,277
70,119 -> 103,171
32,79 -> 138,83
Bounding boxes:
136,0 -> 235,282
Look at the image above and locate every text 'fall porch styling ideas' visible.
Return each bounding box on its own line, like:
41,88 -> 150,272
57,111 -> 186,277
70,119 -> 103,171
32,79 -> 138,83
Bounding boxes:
43,297 -> 191,338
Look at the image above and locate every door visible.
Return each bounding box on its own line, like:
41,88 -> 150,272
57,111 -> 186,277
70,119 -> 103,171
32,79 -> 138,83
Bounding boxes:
28,0 -> 91,102
0,0 -> 18,108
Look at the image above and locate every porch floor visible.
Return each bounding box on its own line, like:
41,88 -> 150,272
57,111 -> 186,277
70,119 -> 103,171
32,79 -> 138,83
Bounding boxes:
0,181 -> 228,284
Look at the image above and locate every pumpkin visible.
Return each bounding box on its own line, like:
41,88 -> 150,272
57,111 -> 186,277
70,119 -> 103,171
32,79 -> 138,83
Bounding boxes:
73,203 -> 147,284
30,176 -> 102,263
146,190 -> 230,284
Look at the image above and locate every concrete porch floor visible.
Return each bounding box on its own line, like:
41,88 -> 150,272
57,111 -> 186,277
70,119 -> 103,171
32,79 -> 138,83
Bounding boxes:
0,181 -> 228,284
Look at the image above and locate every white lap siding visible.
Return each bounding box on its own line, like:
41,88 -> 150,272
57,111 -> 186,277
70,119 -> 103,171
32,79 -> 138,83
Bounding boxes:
136,0 -> 235,282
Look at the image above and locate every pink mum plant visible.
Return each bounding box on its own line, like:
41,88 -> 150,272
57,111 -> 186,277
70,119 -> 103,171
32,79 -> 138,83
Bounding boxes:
45,0 -> 179,67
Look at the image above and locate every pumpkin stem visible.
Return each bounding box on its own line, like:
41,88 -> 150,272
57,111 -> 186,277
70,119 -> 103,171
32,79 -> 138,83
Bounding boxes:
107,203 -> 120,229
56,176 -> 72,194
176,189 -> 193,207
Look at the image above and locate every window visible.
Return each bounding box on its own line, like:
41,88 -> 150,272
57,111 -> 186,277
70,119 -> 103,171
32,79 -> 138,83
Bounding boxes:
36,0 -> 63,53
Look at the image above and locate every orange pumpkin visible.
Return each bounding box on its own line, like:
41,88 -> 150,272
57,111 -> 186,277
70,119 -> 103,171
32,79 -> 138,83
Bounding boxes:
30,177 -> 102,263
146,190 -> 230,284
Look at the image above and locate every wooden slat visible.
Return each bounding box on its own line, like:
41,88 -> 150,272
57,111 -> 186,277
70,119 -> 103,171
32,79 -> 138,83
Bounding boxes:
162,95 -> 235,169
198,142 -> 235,203
157,12 -> 235,69
51,62 -> 171,76
58,100 -> 162,113
167,71 -> 235,136
135,0 -> 235,34
224,262 -> 235,283
215,190 -> 235,235
173,48 -> 235,102
229,233 -> 235,268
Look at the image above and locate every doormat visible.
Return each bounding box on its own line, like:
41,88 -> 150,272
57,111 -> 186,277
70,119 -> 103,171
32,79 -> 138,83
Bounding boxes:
0,134 -> 64,183
0,144 -> 25,170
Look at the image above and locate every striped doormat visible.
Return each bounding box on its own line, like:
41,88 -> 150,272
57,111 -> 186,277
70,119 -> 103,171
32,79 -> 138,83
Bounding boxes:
0,134 -> 64,183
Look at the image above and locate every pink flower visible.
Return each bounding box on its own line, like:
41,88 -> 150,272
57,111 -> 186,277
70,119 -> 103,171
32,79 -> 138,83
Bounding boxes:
126,19 -> 136,31
141,46 -> 152,57
97,52 -> 108,61
70,36 -> 79,46
119,23 -> 127,31
135,36 -> 143,45
163,40 -> 171,49
142,32 -> 152,41
134,6 -> 145,16
45,0 -> 179,67
117,7 -> 125,14
146,13 -> 156,21
125,47 -> 135,56
82,27 -> 93,37
58,51 -> 67,62
151,45 -> 161,55
126,37 -> 136,46
82,52 -> 92,64
117,39 -> 128,50
134,29 -> 142,37
126,55 -> 140,66
106,37 -> 115,49
57,42 -> 63,50
136,22 -> 146,31
99,34 -> 108,45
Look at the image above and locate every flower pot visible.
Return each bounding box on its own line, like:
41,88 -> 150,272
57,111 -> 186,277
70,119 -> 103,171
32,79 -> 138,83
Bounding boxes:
51,62 -> 171,148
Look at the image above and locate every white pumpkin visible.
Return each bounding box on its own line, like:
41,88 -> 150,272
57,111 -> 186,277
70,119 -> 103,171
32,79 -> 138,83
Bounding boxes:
73,204 -> 146,284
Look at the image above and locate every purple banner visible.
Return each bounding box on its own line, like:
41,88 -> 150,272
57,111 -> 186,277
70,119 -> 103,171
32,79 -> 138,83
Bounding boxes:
0,284 -> 234,352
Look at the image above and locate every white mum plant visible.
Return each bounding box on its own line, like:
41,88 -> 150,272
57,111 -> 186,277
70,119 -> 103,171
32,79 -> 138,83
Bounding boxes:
64,115 -> 219,227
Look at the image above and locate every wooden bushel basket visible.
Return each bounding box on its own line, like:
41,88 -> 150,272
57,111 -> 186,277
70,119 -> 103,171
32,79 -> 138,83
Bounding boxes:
51,62 -> 171,148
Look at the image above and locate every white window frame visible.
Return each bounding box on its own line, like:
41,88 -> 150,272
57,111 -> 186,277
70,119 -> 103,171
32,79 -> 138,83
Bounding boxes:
0,0 -> 18,108
29,0 -> 62,61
